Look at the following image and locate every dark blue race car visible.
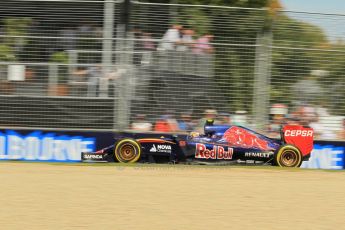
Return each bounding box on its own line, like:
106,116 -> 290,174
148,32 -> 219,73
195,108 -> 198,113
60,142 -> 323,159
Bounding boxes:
81,120 -> 314,167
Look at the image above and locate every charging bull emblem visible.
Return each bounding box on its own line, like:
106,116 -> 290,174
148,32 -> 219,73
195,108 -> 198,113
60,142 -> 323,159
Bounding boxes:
222,127 -> 270,150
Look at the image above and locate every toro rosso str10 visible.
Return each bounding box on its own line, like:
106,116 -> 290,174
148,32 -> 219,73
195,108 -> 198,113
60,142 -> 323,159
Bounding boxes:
81,120 -> 313,167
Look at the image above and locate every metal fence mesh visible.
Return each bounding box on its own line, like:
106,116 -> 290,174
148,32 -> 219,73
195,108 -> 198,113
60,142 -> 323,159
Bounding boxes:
269,11 -> 345,139
0,0 -> 344,140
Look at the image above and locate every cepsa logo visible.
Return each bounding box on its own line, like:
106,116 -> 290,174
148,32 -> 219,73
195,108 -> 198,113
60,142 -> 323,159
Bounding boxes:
284,129 -> 313,137
195,143 -> 233,160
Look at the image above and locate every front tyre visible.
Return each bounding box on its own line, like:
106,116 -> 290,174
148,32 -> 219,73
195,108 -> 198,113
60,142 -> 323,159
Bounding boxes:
274,145 -> 302,167
114,139 -> 141,163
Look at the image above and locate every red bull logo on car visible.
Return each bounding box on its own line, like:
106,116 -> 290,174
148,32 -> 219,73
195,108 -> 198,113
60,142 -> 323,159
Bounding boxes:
195,143 -> 233,160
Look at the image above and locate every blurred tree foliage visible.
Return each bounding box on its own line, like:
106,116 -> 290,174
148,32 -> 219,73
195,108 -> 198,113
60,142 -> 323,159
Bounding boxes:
0,18 -> 33,62
0,44 -> 16,62
141,0 -> 343,114
2,18 -> 32,48
270,14 -> 327,105
271,13 -> 345,115
140,0 -> 269,112
49,51 -> 69,83
2,0 -> 342,114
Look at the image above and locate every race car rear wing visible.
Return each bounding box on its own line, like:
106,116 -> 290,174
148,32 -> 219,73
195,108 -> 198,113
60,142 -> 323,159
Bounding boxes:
281,125 -> 314,156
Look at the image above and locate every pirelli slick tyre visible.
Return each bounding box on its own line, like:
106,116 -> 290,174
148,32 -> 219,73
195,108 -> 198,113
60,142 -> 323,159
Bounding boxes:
114,139 -> 141,163
274,145 -> 303,167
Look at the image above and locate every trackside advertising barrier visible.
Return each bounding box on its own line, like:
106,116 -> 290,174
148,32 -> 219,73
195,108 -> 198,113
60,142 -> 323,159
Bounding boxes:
301,142 -> 345,170
0,129 -> 344,169
0,129 -> 113,162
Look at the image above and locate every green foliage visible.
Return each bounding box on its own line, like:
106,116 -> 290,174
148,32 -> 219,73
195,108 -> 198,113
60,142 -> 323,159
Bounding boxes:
153,0 -> 268,111
154,0 -> 331,113
3,17 -> 32,47
176,8 -> 211,35
50,51 -> 68,64
175,0 -> 268,7
4,18 -> 32,35
270,13 -> 331,109
49,51 -> 69,83
316,43 -> 345,115
273,15 -> 326,46
0,44 -> 16,61
0,17 -> 32,62
0,0 -> 333,114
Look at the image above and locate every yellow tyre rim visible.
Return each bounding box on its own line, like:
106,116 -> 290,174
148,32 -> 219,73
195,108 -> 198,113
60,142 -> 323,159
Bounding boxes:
114,139 -> 141,163
275,145 -> 302,167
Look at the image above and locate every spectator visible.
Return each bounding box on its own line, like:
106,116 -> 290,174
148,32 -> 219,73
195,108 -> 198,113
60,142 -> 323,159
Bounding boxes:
315,101 -> 331,118
268,104 -> 288,137
77,21 -> 97,50
71,65 -> 120,97
59,26 -> 77,51
232,110 -> 248,126
177,29 -> 195,52
337,118 -> 345,140
177,113 -> 194,131
290,104 -> 337,140
154,114 -> 179,133
69,67 -> 88,96
309,114 -> 326,139
131,114 -> 152,131
140,32 -> 155,66
290,103 -> 316,126
77,21 -> 94,37
131,28 -> 143,66
204,109 -> 218,120
142,32 -> 155,51
193,33 -> 214,54
158,24 -> 182,51
86,65 -> 103,97
309,113 -> 337,140
286,115 -> 300,126
217,112 -> 232,125
0,81 -> 15,95
15,68 -> 46,96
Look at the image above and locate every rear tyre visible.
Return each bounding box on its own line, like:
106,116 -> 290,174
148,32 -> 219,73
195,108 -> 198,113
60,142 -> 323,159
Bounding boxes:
114,139 -> 141,163
274,145 -> 302,167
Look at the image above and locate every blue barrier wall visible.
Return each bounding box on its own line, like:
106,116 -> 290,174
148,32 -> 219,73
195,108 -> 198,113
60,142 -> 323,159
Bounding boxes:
0,129 -> 344,169
0,129 -> 113,162
301,142 -> 345,170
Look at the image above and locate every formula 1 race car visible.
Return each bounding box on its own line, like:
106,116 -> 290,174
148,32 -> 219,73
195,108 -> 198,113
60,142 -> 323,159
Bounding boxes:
81,120 -> 314,167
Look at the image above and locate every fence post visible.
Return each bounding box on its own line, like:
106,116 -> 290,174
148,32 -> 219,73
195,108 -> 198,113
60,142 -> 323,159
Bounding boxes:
102,0 -> 118,130
102,0 -> 115,97
252,32 -> 272,130
48,63 -> 58,87
114,1 -> 132,131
